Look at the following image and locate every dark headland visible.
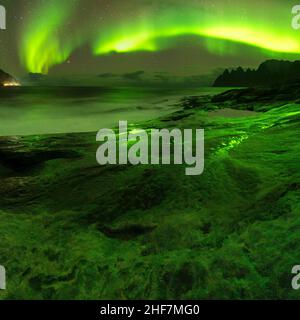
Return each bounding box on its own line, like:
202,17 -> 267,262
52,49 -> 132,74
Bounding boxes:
214,59 -> 300,87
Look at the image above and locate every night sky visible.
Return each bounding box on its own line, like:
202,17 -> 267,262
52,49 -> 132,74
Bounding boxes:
0,0 -> 299,77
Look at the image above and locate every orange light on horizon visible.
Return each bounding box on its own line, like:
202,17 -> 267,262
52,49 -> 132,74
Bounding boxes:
3,81 -> 20,87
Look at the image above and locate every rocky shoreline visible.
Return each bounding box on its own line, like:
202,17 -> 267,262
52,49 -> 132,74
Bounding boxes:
0,85 -> 300,299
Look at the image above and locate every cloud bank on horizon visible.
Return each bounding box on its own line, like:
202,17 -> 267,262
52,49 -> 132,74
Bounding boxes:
18,0 -> 300,74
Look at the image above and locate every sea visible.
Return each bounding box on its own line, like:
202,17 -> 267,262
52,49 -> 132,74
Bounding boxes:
0,86 -> 227,136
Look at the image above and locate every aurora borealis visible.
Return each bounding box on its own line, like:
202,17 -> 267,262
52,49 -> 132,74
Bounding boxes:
93,4 -> 300,55
1,0 -> 300,76
20,1 -> 80,74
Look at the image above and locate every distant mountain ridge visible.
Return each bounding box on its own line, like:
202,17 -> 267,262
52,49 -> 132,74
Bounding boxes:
0,69 -> 17,86
213,60 -> 300,87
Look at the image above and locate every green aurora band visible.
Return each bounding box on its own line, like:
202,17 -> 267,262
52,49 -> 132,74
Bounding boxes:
20,1 -> 300,74
93,6 -> 300,56
20,1 -> 80,74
